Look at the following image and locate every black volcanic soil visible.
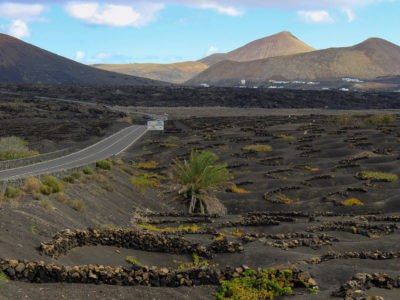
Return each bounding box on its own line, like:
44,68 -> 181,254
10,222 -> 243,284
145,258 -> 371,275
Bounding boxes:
0,93 -> 129,153
1,84 -> 400,109
1,112 -> 400,299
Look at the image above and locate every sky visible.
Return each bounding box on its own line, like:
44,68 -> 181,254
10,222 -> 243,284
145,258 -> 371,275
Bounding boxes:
0,0 -> 399,64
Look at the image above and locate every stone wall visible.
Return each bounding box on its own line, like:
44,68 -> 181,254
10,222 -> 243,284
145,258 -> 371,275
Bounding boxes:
0,258 -> 314,289
39,228 -> 243,259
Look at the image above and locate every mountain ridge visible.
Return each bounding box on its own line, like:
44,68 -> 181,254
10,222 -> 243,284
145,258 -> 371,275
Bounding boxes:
198,31 -> 315,66
0,33 -> 165,86
94,61 -> 208,84
95,31 -> 315,83
187,37 -> 400,86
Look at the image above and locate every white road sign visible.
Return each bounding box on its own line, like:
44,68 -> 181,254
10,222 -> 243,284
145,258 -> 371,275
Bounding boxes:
147,120 -> 164,131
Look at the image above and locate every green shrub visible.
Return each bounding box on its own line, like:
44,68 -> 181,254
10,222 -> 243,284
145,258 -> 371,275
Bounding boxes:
40,185 -> 51,195
83,166 -> 94,175
62,176 -> 75,183
41,175 -> 64,194
364,114 -> 395,126
215,268 -> 315,300
96,160 -> 112,170
71,172 -> 81,179
131,176 -> 163,191
4,186 -> 21,198
356,171 -> 398,182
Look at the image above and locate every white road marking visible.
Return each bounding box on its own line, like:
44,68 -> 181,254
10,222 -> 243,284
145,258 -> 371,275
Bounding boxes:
1,126 -> 146,180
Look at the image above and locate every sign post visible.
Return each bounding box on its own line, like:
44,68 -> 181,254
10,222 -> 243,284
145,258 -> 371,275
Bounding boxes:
147,120 -> 164,131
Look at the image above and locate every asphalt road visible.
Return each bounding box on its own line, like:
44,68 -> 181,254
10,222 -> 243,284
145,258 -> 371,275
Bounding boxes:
0,125 -> 148,181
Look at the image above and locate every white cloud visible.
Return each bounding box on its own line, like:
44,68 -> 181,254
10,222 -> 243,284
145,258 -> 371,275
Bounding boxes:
1,20 -> 30,38
342,8 -> 355,22
86,52 -> 113,64
64,2 -> 164,27
0,0 -> 393,25
207,46 -> 219,55
0,3 -> 46,20
297,10 -> 334,23
0,3 -> 48,39
75,50 -> 85,60
197,2 -> 243,16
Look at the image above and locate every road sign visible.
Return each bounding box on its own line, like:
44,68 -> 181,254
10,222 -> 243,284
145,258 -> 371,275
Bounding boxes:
147,120 -> 164,131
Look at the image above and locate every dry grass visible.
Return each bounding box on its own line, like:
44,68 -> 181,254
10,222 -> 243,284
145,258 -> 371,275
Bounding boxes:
20,177 -> 41,194
52,192 -> 86,212
243,145 -> 272,152
134,161 -> 159,169
276,195 -> 295,204
39,196 -> 54,213
120,166 -> 135,175
131,176 -> 163,191
70,199 -> 86,212
92,174 -> 114,192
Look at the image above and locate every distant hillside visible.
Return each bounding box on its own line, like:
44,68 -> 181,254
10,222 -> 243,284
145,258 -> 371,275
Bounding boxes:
0,34 -> 164,85
94,61 -> 208,84
188,38 -> 400,86
198,31 -> 315,66
94,31 -> 314,84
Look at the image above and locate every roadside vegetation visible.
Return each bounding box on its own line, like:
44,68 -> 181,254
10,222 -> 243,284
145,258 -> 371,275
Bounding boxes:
41,175 -> 64,194
169,150 -> 232,216
0,136 -> 38,161
96,160 -> 112,170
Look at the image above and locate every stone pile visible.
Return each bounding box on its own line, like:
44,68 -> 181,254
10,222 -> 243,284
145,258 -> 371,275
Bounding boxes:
332,272 -> 400,299
299,251 -> 400,265
307,221 -> 398,237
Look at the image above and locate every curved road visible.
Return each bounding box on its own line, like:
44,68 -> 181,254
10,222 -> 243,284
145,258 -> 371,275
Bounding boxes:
0,125 -> 148,181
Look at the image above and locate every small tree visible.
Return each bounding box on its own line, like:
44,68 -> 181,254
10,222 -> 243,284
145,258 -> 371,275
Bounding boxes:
170,150 -> 232,216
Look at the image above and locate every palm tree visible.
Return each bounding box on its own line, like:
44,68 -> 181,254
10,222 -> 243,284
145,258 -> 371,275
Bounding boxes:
170,150 -> 233,216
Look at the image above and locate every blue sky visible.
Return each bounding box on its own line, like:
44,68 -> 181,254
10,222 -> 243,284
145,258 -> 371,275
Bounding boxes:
0,1 -> 399,64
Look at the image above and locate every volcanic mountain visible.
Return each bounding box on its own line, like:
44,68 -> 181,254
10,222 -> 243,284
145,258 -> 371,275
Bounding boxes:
95,31 -> 314,84
188,38 -> 400,86
94,61 -> 208,84
0,34 -> 163,85
198,31 -> 315,66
